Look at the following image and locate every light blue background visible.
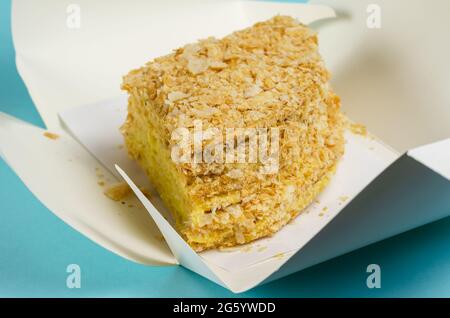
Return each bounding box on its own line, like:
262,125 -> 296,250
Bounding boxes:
1,0 -> 449,297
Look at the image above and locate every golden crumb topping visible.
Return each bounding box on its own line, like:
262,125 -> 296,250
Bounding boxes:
103,182 -> 132,201
43,131 -> 60,140
122,16 -> 329,136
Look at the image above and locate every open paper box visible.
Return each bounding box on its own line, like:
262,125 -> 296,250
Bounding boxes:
1,0 -> 449,293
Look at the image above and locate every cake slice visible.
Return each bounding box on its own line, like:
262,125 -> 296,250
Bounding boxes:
121,16 -> 344,251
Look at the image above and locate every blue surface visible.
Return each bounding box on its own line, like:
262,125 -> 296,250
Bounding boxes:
1,0 -> 450,297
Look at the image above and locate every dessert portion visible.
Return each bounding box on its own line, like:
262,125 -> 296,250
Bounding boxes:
121,16 -> 344,251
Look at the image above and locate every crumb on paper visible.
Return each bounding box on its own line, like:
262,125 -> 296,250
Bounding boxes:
104,182 -> 132,201
257,246 -> 267,253
322,206 -> 328,212
349,123 -> 367,136
274,253 -> 285,260
43,131 -> 60,140
95,167 -> 105,177
218,246 -> 242,253
153,234 -> 165,242
240,245 -> 253,253
339,196 -> 349,203
319,212 -> 324,217
97,181 -> 105,186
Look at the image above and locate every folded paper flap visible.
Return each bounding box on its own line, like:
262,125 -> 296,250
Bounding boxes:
265,153 -> 450,287
408,138 -> 450,181
202,250 -> 299,294
241,2 -> 336,25
58,96 -> 132,181
246,150 -> 450,291
12,0 -> 335,130
115,165 -> 227,288
115,166 -> 300,293
0,112 -> 176,266
310,0 -> 450,153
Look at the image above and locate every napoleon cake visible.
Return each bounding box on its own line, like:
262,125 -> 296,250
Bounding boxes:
121,16 -> 345,251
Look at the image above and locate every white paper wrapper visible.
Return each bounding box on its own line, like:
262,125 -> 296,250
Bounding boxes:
0,112 -> 176,266
59,98 -> 398,271
11,0 -> 335,130
3,0 -> 449,292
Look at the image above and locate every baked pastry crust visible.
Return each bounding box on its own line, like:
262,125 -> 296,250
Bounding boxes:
121,16 -> 344,251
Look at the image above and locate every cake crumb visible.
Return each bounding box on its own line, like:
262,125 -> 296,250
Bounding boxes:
349,123 -> 367,136
218,246 -> 242,253
97,181 -> 105,186
257,246 -> 267,252
104,182 -> 132,201
240,245 -> 253,253
274,253 -> 285,260
43,131 -> 60,140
